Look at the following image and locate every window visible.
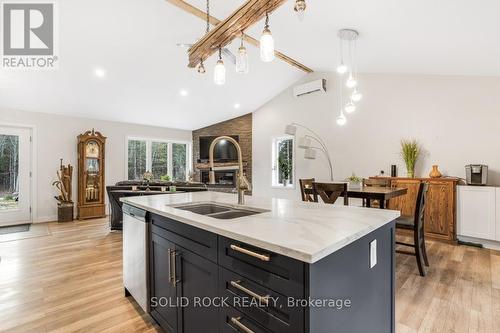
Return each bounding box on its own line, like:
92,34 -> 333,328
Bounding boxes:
172,143 -> 187,181
272,136 -> 294,188
126,138 -> 191,181
127,140 -> 146,181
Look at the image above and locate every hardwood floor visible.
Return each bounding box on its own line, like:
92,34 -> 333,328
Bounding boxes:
0,218 -> 498,333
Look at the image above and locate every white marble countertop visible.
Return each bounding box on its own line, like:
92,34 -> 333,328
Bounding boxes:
120,192 -> 400,263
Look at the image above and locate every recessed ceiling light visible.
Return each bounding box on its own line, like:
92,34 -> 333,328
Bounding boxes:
94,68 -> 106,78
180,89 -> 188,96
234,103 -> 240,109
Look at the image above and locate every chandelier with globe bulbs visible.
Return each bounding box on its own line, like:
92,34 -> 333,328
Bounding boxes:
336,29 -> 363,126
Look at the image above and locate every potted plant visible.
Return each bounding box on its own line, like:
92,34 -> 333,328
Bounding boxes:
346,173 -> 362,189
400,139 -> 420,178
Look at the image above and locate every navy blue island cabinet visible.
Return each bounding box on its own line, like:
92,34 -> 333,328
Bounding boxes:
148,212 -> 395,333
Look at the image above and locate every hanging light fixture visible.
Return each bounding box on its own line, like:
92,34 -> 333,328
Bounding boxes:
260,11 -> 275,62
197,59 -> 206,74
351,88 -> 363,102
337,74 -> 347,126
236,34 -> 249,74
346,74 -> 358,88
338,29 -> 360,86
197,0 -> 210,75
345,101 -> 356,113
336,112 -> 347,126
294,0 -> 307,21
214,47 -> 226,85
336,38 -> 348,74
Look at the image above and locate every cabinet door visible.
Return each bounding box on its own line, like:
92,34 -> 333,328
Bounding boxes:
497,188 -> 500,241
150,233 -> 179,333
457,186 -> 496,240
424,181 -> 454,239
175,246 -> 219,333
388,179 -> 421,216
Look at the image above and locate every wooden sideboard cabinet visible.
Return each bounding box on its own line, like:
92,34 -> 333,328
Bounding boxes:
373,177 -> 459,242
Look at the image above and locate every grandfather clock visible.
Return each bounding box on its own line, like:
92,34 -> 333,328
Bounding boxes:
77,129 -> 106,220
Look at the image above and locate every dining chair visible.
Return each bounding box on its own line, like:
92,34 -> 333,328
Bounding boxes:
312,182 -> 348,205
362,178 -> 391,207
299,178 -> 315,202
395,182 -> 429,277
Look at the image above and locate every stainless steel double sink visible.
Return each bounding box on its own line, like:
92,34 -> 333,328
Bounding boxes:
173,202 -> 268,220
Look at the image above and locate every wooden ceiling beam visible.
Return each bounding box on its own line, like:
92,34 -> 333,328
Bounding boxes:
166,0 -> 313,73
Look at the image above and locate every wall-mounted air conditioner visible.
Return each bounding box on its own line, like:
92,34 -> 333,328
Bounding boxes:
293,79 -> 327,98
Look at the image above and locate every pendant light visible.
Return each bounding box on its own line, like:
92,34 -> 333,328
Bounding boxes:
260,11 -> 275,62
345,34 -> 357,88
214,47 -> 226,85
197,0 -> 210,75
345,101 -> 356,113
336,38 -> 348,74
197,59 -> 206,74
294,0 -> 307,21
236,34 -> 249,74
351,89 -> 363,102
336,75 -> 347,126
336,112 -> 347,126
346,74 -> 358,88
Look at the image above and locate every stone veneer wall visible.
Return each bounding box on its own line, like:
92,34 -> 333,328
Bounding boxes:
192,113 -> 252,186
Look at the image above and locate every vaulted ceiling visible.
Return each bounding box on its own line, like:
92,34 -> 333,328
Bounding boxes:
1,0 -> 499,130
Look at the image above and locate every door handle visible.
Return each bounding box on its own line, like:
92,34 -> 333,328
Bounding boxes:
230,317 -> 255,333
170,250 -> 181,287
168,249 -> 174,285
230,244 -> 270,262
230,280 -> 270,305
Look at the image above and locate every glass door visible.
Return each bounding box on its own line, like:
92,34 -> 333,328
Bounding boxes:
0,126 -> 32,226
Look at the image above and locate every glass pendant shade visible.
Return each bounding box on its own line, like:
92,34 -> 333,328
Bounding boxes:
336,112 -> 347,126
351,89 -> 363,102
214,59 -> 226,85
236,45 -> 249,74
346,74 -> 358,88
294,0 -> 306,21
260,28 -> 275,62
336,63 -> 348,74
345,101 -> 356,113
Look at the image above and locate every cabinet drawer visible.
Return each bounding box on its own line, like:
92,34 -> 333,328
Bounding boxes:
151,213 -> 217,262
218,236 -> 304,297
221,306 -> 272,333
220,268 -> 303,333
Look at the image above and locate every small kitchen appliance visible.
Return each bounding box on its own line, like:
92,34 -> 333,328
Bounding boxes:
465,164 -> 488,186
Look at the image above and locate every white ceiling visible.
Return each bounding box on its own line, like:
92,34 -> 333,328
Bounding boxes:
1,0 -> 500,130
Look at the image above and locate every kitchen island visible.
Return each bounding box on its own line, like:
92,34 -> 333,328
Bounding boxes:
121,192 -> 400,333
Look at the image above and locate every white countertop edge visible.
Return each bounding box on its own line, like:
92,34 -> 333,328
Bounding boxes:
120,194 -> 399,264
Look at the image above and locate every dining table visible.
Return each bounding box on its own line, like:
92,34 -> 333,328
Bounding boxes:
304,185 -> 408,209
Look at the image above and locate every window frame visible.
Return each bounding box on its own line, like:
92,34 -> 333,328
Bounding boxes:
125,136 -> 192,181
271,135 -> 295,189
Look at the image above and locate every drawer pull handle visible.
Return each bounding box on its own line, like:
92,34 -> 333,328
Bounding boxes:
231,316 -> 255,333
230,280 -> 270,305
230,244 -> 270,262
168,249 -> 173,285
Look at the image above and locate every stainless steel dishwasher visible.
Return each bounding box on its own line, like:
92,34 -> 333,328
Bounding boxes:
123,204 -> 149,313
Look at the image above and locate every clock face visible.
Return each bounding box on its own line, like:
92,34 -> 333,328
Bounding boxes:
85,141 -> 99,158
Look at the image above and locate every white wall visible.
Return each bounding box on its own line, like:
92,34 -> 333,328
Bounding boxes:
253,72 -> 500,200
0,109 -> 191,222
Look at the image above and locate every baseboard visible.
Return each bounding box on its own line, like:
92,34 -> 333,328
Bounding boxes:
457,235 -> 500,251
34,215 -> 58,223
